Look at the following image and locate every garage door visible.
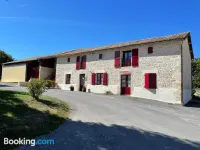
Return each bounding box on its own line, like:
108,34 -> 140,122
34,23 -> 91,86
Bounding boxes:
1,63 -> 26,82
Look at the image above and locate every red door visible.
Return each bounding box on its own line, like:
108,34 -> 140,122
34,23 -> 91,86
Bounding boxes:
121,75 -> 131,95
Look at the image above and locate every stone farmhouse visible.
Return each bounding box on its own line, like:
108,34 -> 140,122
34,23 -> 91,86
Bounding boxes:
1,32 -> 194,105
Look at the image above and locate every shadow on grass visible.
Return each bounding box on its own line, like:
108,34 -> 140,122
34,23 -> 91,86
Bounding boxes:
0,90 -> 67,150
1,90 -> 200,150
37,99 -> 60,108
18,119 -> 200,150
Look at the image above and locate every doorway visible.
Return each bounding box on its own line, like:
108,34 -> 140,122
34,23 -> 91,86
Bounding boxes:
121,74 -> 131,95
79,74 -> 86,92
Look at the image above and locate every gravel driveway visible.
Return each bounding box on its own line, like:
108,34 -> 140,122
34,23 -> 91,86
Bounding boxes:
0,84 -> 200,150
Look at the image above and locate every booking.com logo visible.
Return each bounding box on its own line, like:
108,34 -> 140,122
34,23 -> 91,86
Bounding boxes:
4,137 -> 55,146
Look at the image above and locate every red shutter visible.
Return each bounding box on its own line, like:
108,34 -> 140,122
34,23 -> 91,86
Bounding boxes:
103,73 -> 108,85
149,73 -> 157,89
82,55 -> 86,69
132,49 -> 138,67
144,73 -> 149,89
76,56 -> 80,70
148,47 -> 153,54
91,73 -> 96,85
114,51 -> 120,68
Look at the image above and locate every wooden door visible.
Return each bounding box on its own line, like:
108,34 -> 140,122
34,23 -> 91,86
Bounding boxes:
121,75 -> 131,95
79,74 -> 85,91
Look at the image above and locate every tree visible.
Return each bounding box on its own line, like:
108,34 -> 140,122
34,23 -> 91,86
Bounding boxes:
192,58 -> 200,88
0,50 -> 14,79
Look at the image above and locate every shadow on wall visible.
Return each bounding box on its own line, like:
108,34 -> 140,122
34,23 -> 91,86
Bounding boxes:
19,120 -> 200,150
148,89 -> 157,94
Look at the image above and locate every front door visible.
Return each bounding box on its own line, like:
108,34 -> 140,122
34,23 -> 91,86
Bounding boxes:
121,75 -> 131,95
79,74 -> 85,92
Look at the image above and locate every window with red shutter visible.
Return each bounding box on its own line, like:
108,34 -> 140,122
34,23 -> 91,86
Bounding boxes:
81,55 -> 86,69
76,56 -> 80,70
91,73 -> 96,85
148,47 -> 153,54
103,73 -> 108,85
144,73 -> 149,89
132,49 -> 138,67
114,51 -> 120,68
144,73 -> 157,89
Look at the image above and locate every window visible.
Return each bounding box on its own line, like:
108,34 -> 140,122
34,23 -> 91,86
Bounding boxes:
65,74 -> 71,84
144,73 -> 157,89
96,73 -> 103,85
114,51 -> 120,68
76,55 -> 86,70
67,58 -> 70,62
80,55 -> 86,69
91,73 -> 108,85
122,51 -> 132,67
99,54 -> 103,59
148,47 -> 153,54
132,48 -> 139,67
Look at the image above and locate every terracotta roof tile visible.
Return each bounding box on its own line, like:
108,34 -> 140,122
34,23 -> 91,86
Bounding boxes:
3,32 -> 193,65
55,32 -> 190,56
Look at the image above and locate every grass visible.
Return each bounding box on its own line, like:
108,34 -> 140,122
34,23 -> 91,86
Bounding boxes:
0,90 -> 70,150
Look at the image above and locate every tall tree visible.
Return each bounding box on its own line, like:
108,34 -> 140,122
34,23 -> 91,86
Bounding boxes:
0,50 -> 14,79
192,58 -> 200,88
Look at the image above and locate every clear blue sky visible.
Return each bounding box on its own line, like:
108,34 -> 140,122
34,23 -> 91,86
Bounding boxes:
0,0 -> 199,60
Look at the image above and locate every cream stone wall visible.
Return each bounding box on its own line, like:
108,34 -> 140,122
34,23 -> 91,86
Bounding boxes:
56,40 -> 183,104
182,38 -> 192,105
1,63 -> 26,82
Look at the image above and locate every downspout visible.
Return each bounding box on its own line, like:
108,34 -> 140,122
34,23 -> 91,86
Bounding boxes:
180,41 -> 184,105
25,63 -> 28,82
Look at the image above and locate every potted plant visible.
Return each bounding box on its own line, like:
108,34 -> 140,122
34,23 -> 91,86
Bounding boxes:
70,85 -> 74,91
82,85 -> 86,92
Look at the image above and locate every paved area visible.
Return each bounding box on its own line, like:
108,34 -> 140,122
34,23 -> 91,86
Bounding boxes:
0,84 -> 200,150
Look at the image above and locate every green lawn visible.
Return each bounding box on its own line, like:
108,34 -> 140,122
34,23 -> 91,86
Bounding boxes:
0,90 -> 70,150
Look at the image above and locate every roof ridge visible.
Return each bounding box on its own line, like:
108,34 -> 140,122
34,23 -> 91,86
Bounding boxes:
3,31 -> 191,65
57,31 -> 190,56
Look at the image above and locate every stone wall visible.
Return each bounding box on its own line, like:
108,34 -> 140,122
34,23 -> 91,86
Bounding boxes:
56,40 -> 183,103
182,38 -> 192,104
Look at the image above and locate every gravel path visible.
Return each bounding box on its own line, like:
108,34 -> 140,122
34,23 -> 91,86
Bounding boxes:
0,85 -> 200,150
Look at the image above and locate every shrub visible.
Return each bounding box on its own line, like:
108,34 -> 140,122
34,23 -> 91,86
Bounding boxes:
45,80 -> 56,89
26,79 -> 47,100
82,85 -> 86,92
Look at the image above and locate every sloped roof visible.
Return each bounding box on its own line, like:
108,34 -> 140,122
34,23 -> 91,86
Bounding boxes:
3,32 -> 193,65
55,32 -> 191,56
